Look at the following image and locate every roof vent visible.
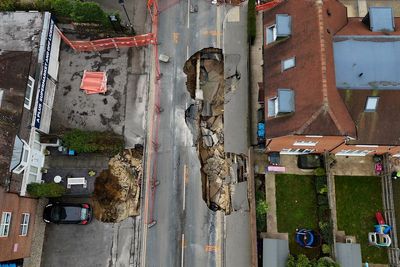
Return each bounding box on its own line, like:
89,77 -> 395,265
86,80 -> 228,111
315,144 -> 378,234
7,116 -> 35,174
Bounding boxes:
362,7 -> 395,32
276,14 -> 292,37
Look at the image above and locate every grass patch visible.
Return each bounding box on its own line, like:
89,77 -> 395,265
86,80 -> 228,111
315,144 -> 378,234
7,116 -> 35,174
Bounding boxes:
335,176 -> 388,264
276,174 -> 319,259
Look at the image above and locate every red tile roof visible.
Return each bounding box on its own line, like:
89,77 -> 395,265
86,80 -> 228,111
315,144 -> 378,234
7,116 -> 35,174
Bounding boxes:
337,17 -> 400,36
263,0 -> 356,139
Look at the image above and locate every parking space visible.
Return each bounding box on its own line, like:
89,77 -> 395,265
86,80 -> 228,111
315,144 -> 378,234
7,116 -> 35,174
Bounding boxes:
40,197 -> 141,267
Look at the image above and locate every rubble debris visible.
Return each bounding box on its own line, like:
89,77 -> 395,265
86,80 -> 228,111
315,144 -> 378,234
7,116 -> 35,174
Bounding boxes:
92,146 -> 143,223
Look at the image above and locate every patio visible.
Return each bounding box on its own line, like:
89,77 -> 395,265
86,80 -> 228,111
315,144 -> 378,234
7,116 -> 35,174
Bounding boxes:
42,147 -> 109,196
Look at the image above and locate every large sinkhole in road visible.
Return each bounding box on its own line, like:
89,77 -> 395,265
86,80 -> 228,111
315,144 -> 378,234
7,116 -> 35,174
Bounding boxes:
183,48 -> 243,214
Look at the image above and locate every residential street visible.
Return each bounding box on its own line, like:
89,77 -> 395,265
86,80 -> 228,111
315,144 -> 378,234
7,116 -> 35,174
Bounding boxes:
142,1 -> 229,267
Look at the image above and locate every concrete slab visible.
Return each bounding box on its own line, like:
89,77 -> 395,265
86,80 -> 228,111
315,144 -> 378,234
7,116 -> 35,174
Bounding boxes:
231,181 -> 249,211
225,211 -> 251,267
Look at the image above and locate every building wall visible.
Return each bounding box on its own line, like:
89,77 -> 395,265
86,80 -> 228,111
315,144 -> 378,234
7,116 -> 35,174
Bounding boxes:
0,187 -> 37,261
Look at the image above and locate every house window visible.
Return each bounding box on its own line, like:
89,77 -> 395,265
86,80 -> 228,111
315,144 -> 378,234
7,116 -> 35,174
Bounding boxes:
24,76 -> 35,110
282,57 -> 296,71
267,97 -> 279,117
12,140 -> 30,174
0,212 -> 12,237
281,148 -> 314,155
365,96 -> 379,112
335,150 -> 372,156
20,213 -> 30,236
266,24 -> 277,44
293,141 -> 318,146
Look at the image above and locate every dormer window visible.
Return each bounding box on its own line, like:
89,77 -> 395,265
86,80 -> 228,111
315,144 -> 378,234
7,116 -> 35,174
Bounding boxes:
265,14 -> 292,45
266,24 -> 277,44
268,89 -> 295,117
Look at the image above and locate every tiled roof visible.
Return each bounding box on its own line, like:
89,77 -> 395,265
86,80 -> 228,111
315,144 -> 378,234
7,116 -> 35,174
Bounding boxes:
263,0 -> 356,139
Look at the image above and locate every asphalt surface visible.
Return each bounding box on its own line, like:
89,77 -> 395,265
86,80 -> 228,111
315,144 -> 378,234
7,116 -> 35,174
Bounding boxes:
143,1 -> 229,267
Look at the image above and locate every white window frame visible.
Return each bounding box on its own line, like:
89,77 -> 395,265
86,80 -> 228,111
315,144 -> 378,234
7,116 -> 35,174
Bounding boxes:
293,140 -> 318,147
266,24 -> 277,45
280,148 -> 315,155
12,139 -> 30,174
335,149 -> 372,156
20,213 -> 30,236
365,96 -> 379,112
0,212 -> 12,237
282,57 -> 296,71
24,76 -> 35,110
267,97 -> 279,117
305,135 -> 323,138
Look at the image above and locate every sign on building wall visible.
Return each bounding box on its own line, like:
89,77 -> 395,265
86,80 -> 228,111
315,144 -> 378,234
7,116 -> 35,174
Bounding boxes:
34,18 -> 54,129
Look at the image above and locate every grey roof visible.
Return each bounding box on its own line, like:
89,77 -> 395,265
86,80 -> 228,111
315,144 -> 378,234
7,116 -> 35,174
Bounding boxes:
335,243 -> 362,267
0,12 -> 44,52
369,7 -> 394,32
276,14 -> 292,37
333,36 -> 400,90
278,89 -> 294,113
263,238 -> 289,267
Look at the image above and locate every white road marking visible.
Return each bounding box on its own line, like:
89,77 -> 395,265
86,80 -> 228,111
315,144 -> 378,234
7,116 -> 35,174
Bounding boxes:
187,0 -> 190,28
216,6 -> 221,48
187,45 -> 189,59
183,165 -> 187,210
181,233 -> 185,267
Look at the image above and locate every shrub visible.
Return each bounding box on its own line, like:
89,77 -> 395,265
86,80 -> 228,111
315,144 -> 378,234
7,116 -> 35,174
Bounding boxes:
315,175 -> 327,193
314,167 -> 326,176
319,185 -> 328,195
247,0 -> 256,44
0,0 -> 15,11
70,1 -> 108,24
319,220 -> 334,245
286,254 -> 312,267
62,129 -> 124,154
317,194 -> 329,206
256,190 -> 268,232
51,0 -> 75,17
321,244 -> 331,255
27,182 -> 65,198
315,257 -> 340,267
317,204 -> 329,221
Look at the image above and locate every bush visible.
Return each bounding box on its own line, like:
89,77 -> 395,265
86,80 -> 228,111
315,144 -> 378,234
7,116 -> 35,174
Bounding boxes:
315,175 -> 327,193
256,190 -> 268,232
62,129 -> 124,154
70,1 -> 108,24
319,221 -> 334,245
51,0 -> 74,17
286,254 -> 312,267
321,244 -> 331,255
314,167 -> 326,176
317,194 -> 329,206
0,0 -> 16,11
27,182 -> 65,198
317,204 -> 329,221
247,0 -> 256,44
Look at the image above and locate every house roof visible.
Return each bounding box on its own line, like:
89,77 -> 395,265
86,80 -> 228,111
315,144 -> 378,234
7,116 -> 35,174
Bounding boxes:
333,36 -> 400,90
263,0 -> 356,139
336,17 -> 400,36
335,243 -> 362,267
0,51 -> 32,185
263,238 -> 289,267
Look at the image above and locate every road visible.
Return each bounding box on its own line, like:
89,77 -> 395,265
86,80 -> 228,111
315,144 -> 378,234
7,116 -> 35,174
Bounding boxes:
142,1 -> 229,267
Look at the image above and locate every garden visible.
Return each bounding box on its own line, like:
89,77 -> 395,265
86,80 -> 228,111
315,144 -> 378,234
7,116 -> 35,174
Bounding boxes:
276,171 -> 334,261
335,175 -> 388,264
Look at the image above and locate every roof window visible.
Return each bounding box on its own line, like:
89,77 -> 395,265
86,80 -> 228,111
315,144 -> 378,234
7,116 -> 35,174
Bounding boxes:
365,96 -> 379,112
268,89 -> 295,117
362,7 -> 395,32
282,57 -> 295,71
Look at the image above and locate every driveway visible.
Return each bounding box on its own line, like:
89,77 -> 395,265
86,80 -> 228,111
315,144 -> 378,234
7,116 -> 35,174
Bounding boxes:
41,197 -> 141,267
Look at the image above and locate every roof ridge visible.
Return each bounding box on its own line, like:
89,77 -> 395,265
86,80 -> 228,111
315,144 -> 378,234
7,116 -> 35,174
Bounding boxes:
295,106 -> 324,134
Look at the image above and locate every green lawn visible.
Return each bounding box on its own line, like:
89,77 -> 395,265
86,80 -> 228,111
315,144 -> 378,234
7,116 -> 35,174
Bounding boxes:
276,174 -> 320,259
335,176 -> 388,264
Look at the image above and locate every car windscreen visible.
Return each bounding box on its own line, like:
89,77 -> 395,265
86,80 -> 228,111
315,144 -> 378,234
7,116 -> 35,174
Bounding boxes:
51,206 -> 67,222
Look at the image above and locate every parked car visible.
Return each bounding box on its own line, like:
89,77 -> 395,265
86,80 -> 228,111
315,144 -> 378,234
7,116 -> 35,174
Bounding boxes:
43,203 -> 92,225
297,154 -> 324,169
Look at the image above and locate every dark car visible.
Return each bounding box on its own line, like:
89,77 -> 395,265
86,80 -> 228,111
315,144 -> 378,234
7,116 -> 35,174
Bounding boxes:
297,154 -> 324,169
43,203 -> 92,225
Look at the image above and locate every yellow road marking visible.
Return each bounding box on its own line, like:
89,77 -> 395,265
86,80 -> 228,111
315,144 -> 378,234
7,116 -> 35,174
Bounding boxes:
205,245 -> 220,252
173,32 -> 180,44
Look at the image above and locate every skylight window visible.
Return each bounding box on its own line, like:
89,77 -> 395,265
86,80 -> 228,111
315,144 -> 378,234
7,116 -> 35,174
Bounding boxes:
282,57 -> 296,71
365,96 -> 379,112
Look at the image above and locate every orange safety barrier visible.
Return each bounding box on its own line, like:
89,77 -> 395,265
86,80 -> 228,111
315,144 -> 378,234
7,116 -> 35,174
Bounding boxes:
255,0 -> 283,12
57,28 -> 156,52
